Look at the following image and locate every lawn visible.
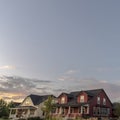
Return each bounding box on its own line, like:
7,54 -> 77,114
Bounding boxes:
0,118 -> 9,120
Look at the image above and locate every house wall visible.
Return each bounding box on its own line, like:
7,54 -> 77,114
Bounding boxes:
35,102 -> 45,118
89,90 -> 113,117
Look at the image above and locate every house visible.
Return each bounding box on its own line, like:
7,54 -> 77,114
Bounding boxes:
52,89 -> 113,120
9,94 -> 55,119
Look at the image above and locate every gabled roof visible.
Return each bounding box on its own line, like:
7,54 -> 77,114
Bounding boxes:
70,88 -> 103,97
57,89 -> 104,106
58,92 -> 69,98
85,89 -> 103,96
28,94 -> 55,105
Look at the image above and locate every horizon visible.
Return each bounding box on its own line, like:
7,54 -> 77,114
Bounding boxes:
0,0 -> 120,103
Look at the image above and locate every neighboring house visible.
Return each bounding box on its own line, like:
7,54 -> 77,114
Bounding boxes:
52,89 -> 113,120
9,94 -> 55,119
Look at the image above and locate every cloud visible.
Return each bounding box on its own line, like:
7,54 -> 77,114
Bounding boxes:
0,75 -> 53,102
58,69 -> 79,81
0,65 -> 16,70
58,76 -> 77,81
65,70 -> 78,75
0,75 -> 120,103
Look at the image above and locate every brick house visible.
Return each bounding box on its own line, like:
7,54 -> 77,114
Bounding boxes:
53,89 -> 113,120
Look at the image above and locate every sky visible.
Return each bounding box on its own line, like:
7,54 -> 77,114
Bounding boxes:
0,0 -> 120,102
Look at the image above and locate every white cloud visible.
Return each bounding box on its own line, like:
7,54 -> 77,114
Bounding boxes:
58,76 -> 78,81
0,65 -> 16,70
99,80 -> 108,83
58,69 -> 78,81
65,70 -> 78,75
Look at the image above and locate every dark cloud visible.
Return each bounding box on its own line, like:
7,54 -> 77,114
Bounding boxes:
0,75 -> 53,101
34,79 -> 51,83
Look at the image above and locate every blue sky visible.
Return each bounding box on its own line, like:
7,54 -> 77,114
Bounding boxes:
0,0 -> 120,102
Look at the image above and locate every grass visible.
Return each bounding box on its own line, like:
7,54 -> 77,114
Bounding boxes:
0,118 -> 9,120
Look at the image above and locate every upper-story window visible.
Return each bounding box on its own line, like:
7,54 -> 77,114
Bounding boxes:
97,97 -> 100,104
25,98 -> 31,105
80,95 -> 84,102
61,97 -> 65,104
103,98 -> 106,105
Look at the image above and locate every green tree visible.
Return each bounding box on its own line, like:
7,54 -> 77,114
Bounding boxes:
0,99 -> 9,118
113,102 -> 120,118
8,101 -> 16,108
42,96 -> 55,120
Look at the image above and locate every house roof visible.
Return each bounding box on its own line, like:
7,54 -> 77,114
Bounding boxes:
28,94 -> 55,105
11,102 -> 21,107
57,89 -> 104,106
70,89 -> 103,97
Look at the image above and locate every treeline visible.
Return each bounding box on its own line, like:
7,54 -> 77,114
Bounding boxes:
113,102 -> 120,118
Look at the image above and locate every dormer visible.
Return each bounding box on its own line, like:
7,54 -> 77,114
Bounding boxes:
58,93 -> 68,104
77,91 -> 88,103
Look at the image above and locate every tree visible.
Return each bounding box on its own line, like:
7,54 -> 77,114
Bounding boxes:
42,96 -> 55,120
113,102 -> 120,118
0,99 -> 9,118
8,101 -> 16,108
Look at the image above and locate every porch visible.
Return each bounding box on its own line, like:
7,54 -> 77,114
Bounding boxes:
9,106 -> 37,119
53,104 -> 89,119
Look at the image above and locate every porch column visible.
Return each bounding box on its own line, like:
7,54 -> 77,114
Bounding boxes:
9,109 -> 12,116
81,106 -> 83,114
87,105 -> 89,114
68,106 -> 71,114
27,109 -> 30,118
55,108 -> 58,114
59,107 -> 62,114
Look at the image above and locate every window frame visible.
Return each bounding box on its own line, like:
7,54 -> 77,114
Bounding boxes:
97,97 -> 100,104
80,95 -> 85,103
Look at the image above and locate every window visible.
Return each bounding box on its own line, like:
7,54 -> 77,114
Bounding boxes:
93,107 -> 96,115
97,107 -> 100,115
61,97 -> 65,104
25,99 -> 31,105
97,97 -> 100,104
80,95 -> 84,102
101,108 -> 109,115
30,109 -> 35,115
107,108 -> 110,115
79,107 -> 81,113
103,98 -> 106,105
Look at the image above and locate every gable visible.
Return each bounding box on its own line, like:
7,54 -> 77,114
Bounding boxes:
77,91 -> 88,103
58,93 -> 68,104
91,89 -> 112,107
21,97 -> 34,106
